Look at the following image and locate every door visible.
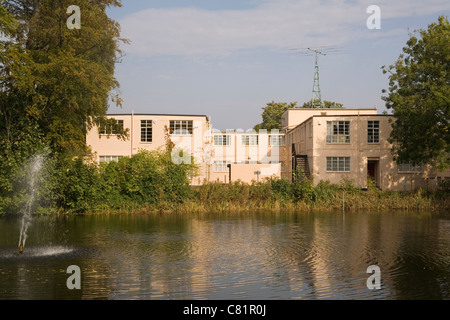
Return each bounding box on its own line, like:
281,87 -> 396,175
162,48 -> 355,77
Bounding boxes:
367,160 -> 379,188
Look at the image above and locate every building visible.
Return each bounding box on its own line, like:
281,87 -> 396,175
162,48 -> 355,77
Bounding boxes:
86,113 -> 284,185
283,107 -> 450,191
86,107 -> 450,190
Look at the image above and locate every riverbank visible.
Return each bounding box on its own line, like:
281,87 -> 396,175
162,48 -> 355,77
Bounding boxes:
76,179 -> 449,215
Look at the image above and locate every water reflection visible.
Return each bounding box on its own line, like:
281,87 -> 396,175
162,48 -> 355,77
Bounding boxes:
0,211 -> 449,299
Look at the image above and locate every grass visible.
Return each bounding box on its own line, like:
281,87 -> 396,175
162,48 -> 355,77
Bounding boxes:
80,178 -> 450,215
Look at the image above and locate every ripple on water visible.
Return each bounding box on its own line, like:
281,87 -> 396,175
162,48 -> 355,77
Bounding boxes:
0,246 -> 77,260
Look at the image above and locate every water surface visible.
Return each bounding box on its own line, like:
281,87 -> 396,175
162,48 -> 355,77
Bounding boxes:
0,211 -> 449,300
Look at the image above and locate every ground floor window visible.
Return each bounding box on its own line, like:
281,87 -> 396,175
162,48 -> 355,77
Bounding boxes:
397,161 -> 422,173
213,161 -> 231,172
326,157 -> 350,172
99,156 -> 123,163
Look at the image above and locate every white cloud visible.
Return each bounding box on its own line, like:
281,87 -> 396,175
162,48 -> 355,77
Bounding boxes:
118,0 -> 450,57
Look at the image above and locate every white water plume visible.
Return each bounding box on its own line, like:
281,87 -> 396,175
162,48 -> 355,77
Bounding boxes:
18,154 -> 45,250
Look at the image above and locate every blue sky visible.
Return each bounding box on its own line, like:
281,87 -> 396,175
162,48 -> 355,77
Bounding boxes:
106,0 -> 449,131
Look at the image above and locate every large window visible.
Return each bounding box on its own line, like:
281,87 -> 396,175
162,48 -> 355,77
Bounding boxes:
326,121 -> 350,144
99,156 -> 123,163
269,135 -> 285,146
170,120 -> 193,135
100,119 -> 123,135
241,135 -> 258,146
368,121 -> 380,143
326,157 -> 350,172
141,120 -> 152,142
398,161 -> 422,173
214,135 -> 231,146
213,161 -> 231,172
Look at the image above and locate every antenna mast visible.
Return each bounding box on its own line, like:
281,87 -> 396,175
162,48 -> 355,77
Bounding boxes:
289,46 -> 345,108
308,48 -> 326,108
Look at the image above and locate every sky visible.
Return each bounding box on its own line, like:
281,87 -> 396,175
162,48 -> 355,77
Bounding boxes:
105,0 -> 450,131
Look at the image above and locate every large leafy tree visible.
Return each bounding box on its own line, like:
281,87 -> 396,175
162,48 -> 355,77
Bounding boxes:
301,100 -> 343,108
254,100 -> 344,130
1,0 -> 127,155
0,0 -> 127,213
254,101 -> 298,131
382,16 -> 449,170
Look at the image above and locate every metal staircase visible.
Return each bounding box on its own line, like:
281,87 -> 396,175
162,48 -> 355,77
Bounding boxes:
293,155 -> 311,181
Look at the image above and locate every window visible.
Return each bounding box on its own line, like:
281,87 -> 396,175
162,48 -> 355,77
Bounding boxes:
100,119 -> 123,135
99,156 -> 123,163
141,120 -> 152,142
170,120 -> 193,135
213,161 -> 231,172
309,122 -> 313,137
269,135 -> 285,146
214,135 -> 231,146
326,121 -> 350,144
241,135 -> 259,146
398,161 -> 422,173
368,121 -> 380,143
326,157 -> 350,172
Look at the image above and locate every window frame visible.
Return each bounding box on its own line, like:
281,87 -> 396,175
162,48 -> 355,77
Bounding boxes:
368,120 -> 380,144
213,135 -> 231,146
326,156 -> 351,172
99,156 -> 123,163
397,161 -> 423,173
213,161 -> 231,172
169,120 -> 193,136
241,135 -> 259,146
326,121 -> 350,144
140,120 -> 153,143
100,119 -> 124,135
269,135 -> 285,146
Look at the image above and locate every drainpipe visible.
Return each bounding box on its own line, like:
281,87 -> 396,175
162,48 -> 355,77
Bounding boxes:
131,110 -> 134,157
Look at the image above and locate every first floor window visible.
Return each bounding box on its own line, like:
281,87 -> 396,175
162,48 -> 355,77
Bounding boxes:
326,121 -> 350,144
214,135 -> 231,146
326,157 -> 350,172
242,135 -> 258,146
170,120 -> 193,135
99,156 -> 123,163
368,121 -> 380,143
269,135 -> 285,146
397,161 -> 422,173
214,161 -> 231,172
141,120 -> 152,142
100,119 -> 124,135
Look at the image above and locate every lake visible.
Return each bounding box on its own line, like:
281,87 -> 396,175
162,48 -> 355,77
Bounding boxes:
0,210 -> 449,300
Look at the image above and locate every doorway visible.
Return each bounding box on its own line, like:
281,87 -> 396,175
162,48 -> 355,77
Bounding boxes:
367,160 -> 379,188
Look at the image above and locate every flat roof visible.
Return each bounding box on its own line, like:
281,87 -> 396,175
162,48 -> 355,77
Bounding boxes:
286,114 -> 392,133
107,113 -> 209,118
286,107 -> 377,110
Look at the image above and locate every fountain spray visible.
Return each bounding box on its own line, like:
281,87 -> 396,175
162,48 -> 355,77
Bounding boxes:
18,154 -> 45,254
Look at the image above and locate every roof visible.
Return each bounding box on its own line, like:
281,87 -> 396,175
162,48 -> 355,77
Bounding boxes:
107,113 -> 210,118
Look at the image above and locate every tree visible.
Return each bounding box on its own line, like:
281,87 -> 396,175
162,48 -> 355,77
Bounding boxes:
254,101 -> 298,130
1,0 -> 128,155
382,16 -> 449,170
301,100 -> 343,108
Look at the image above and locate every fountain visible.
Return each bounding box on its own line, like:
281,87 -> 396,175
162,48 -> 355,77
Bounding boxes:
17,154 -> 45,255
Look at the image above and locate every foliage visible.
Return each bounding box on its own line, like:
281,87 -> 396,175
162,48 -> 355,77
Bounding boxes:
0,0 -> 127,156
253,99 -> 344,131
253,101 -> 298,131
301,100 -> 344,108
382,16 -> 450,170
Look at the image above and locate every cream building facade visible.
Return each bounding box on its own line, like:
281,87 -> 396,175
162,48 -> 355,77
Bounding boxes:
283,108 -> 450,191
86,108 -> 449,190
86,113 -> 284,185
